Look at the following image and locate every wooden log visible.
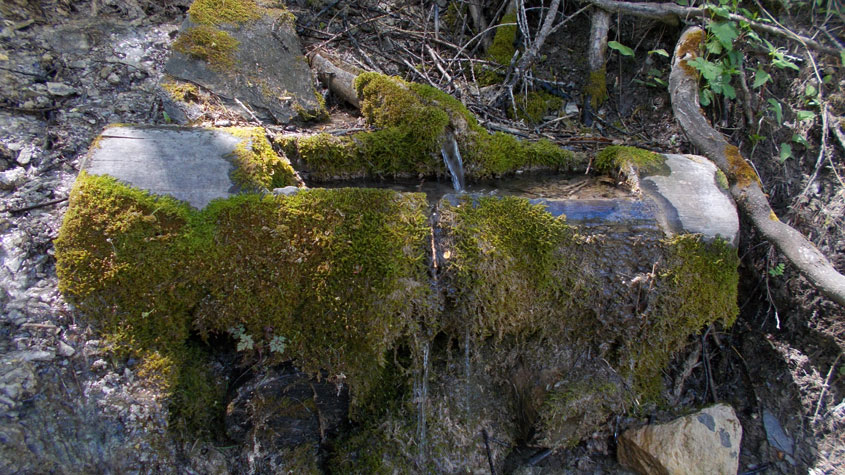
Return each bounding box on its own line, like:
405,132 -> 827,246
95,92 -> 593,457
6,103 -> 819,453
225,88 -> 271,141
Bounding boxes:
309,51 -> 361,109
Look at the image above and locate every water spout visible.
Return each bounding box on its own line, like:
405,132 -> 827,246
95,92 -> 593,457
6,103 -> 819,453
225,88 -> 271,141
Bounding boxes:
441,132 -> 465,192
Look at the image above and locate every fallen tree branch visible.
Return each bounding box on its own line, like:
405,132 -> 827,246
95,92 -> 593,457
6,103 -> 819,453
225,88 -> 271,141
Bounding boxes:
669,27 -> 845,307
584,0 -> 840,55
309,51 -> 361,109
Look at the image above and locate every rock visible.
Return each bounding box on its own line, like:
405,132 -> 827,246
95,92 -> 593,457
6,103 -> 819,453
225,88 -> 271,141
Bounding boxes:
762,408 -> 795,464
15,145 -> 34,166
225,366 -> 348,472
0,167 -> 26,190
272,185 -> 300,196
46,82 -> 77,97
636,154 -> 739,245
57,341 -> 76,357
165,4 -> 322,124
618,403 -> 742,475
82,125 -> 287,208
106,73 -> 121,85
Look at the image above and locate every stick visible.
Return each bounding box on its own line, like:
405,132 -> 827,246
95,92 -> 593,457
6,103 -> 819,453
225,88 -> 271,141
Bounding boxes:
813,353 -> 842,423
8,197 -> 68,214
584,0 -> 840,55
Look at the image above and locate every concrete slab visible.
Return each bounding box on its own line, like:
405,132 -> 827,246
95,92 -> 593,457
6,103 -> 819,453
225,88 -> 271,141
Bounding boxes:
83,125 -> 242,209
638,154 -> 739,245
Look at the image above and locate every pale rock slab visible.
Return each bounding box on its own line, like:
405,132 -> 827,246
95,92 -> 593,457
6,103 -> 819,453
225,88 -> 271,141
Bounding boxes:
637,154 -> 739,245
618,403 -> 742,475
82,125 -> 246,209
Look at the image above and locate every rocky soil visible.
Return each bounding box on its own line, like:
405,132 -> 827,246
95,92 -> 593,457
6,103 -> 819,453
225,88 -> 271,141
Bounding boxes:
0,0 -> 842,473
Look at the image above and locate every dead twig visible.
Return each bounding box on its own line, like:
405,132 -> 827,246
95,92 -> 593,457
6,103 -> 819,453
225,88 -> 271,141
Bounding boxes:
7,197 -> 68,214
801,102 -> 829,198
813,353 -> 842,424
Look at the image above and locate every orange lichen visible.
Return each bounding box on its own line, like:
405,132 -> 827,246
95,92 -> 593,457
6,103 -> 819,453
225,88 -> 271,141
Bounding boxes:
675,28 -> 704,77
724,144 -> 759,188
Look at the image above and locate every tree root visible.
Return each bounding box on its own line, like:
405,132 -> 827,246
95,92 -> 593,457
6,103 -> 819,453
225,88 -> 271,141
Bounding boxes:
669,27 -> 845,307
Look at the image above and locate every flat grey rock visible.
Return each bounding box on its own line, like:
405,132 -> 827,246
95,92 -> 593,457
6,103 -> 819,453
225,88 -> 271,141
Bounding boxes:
165,11 -> 320,124
639,154 -> 739,245
83,125 -> 243,209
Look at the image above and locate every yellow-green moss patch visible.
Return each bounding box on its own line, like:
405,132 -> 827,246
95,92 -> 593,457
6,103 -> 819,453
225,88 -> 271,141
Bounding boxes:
227,127 -> 299,190
584,67 -> 608,109
595,145 -> 665,173
285,73 -> 575,181
172,25 -> 240,71
187,0 -> 261,26
161,79 -> 200,103
56,176 -> 435,420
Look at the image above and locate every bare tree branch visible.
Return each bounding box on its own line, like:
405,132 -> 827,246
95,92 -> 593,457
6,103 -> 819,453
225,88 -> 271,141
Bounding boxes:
669,27 -> 845,307
584,0 -> 841,55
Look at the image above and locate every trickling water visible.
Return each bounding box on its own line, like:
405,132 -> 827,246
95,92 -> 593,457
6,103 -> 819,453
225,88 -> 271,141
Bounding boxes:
441,132 -> 465,192
416,340 -> 430,461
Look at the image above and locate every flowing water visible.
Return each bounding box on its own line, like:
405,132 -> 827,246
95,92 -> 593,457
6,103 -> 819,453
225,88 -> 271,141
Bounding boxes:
440,132 -> 465,192
416,339 -> 430,462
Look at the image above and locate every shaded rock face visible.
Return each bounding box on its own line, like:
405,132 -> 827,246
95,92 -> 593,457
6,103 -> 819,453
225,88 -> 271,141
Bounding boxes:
618,403 -> 743,475
226,366 -> 348,472
165,2 -> 321,124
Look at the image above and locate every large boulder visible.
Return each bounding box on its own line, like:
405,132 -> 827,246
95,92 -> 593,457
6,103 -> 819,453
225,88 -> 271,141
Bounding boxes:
617,403 -> 743,475
165,0 -> 323,124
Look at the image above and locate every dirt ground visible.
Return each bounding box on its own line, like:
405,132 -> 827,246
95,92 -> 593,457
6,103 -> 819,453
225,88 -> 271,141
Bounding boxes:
0,0 -> 842,473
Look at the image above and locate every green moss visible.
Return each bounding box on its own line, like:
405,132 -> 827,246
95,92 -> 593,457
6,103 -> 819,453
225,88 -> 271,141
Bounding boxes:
594,145 -> 665,174
511,91 -> 563,124
227,127 -> 299,190
187,0 -> 261,26
584,67 -> 608,109
56,176 -> 435,414
172,25 -> 239,71
538,380 -> 622,448
630,234 -> 739,398
439,195 -> 739,427
161,79 -> 200,103
476,13 -> 519,86
285,73 -> 574,181
715,169 -> 729,190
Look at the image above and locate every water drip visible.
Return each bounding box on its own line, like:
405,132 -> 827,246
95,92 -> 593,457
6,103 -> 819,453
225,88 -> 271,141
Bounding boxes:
441,132 -> 465,192
416,340 -> 430,462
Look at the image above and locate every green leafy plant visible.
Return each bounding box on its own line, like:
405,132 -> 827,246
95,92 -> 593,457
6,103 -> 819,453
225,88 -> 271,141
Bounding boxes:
769,262 -> 785,277
229,325 -> 255,352
608,41 -> 634,57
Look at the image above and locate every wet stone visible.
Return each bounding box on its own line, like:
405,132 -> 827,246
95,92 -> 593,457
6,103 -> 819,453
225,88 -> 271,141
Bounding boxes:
638,154 -> 739,244
82,125 -> 246,208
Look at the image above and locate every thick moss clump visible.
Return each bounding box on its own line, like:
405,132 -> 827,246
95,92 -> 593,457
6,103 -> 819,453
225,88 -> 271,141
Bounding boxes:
595,145 -> 665,174
187,0 -> 261,26
227,127 -> 299,190
172,25 -> 240,71
55,175 -> 435,416
283,73 -> 575,181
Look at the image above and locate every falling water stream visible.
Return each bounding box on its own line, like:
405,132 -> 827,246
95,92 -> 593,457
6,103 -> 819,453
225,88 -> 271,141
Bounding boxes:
440,132 -> 465,192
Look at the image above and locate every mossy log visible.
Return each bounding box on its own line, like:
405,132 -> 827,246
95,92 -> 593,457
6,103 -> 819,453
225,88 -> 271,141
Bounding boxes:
669,27 -> 845,307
